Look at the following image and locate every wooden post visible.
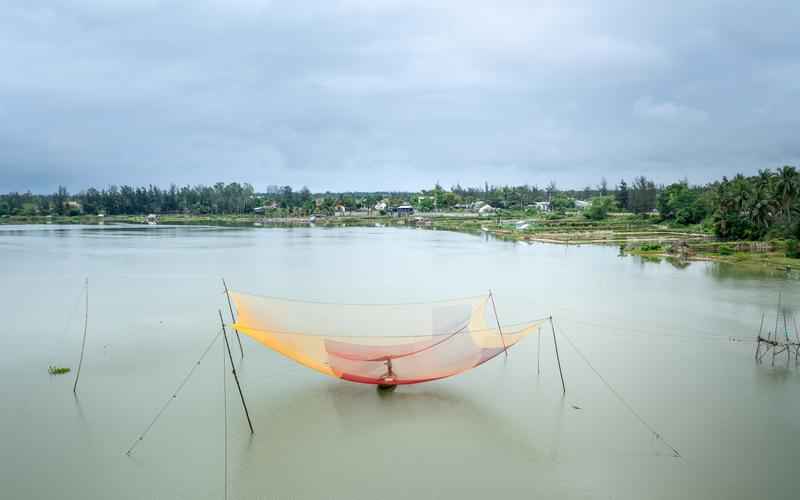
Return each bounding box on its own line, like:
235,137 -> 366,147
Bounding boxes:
222,279 -> 244,359
550,316 -> 566,395
73,278 -> 89,394
755,312 -> 765,362
488,290 -> 508,358
772,293 -> 781,367
219,311 -> 254,434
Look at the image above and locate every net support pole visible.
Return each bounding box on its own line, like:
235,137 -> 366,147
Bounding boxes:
222,278 -> 244,360
772,293 -> 781,367
219,310 -> 254,434
550,316 -> 566,395
488,290 -> 508,358
73,278 -> 89,394
755,312 -> 765,363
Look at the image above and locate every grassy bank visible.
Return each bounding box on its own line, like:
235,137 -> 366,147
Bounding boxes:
623,239 -> 800,272
4,212 -> 798,271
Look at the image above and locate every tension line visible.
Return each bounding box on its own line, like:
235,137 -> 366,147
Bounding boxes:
126,329 -> 222,456
554,320 -> 682,458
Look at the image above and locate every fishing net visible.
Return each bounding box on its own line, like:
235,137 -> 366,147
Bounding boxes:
229,291 -> 544,385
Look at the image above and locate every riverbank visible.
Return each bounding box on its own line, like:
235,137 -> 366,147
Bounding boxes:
623,239 -> 800,273
3,212 -> 797,271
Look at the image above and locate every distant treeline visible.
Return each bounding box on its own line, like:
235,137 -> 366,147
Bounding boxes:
1,166 -> 798,240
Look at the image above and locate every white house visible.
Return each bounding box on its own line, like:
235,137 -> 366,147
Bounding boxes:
534,201 -> 551,212
478,204 -> 496,215
470,200 -> 486,212
575,200 -> 590,209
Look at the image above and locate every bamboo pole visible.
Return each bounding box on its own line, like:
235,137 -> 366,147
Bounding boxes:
219,311 -> 254,434
772,293 -> 781,367
550,316 -> 566,395
222,278 -> 244,359
755,312 -> 765,362
488,290 -> 508,358
73,278 -> 89,394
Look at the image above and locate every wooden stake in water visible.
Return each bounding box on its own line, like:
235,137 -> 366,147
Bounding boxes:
488,290 -> 508,358
755,312 -> 765,362
550,316 -> 566,395
73,278 -> 89,394
219,310 -> 254,434
222,278 -> 244,359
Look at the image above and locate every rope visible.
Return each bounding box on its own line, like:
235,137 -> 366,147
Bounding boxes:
554,321 -> 682,458
232,289 -> 490,307
225,317 -> 550,339
125,329 -> 222,456
565,317 -> 757,344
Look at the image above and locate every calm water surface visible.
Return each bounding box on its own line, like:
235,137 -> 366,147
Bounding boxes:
0,224 -> 798,499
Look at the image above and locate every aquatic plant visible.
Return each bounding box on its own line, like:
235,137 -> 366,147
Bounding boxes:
638,243 -> 662,252
48,366 -> 71,375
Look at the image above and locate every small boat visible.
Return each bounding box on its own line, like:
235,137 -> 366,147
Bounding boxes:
377,360 -> 398,390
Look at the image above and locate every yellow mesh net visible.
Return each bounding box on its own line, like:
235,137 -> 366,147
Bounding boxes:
230,291 -> 543,385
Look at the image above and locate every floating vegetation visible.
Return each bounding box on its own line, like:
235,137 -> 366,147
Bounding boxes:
48,365 -> 71,375
638,243 -> 662,252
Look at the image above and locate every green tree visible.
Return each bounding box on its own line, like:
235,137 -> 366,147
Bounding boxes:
53,186 -> 68,216
550,194 -> 575,213
775,165 -> 798,223
629,176 -> 657,214
616,179 -> 629,211
657,181 -> 709,225
584,196 -> 617,220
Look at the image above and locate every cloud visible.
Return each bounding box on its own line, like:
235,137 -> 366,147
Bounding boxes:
0,0 -> 799,192
633,97 -> 709,123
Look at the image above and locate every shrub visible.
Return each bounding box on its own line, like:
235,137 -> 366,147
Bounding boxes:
639,243 -> 662,252
786,239 -> 800,258
718,244 -> 734,256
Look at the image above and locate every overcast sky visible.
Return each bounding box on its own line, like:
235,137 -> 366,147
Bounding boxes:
2,0 -> 799,193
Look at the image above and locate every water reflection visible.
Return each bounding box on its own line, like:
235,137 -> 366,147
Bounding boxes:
3,225 -> 800,500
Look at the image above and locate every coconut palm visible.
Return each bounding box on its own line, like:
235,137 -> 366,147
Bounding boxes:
750,186 -> 776,233
775,166 -> 798,223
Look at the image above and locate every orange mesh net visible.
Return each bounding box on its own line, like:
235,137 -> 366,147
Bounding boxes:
230,291 -> 543,385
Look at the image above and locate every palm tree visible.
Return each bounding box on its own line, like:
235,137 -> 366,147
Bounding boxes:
750,185 -> 776,233
730,174 -> 752,214
775,166 -> 798,223
755,169 -> 773,192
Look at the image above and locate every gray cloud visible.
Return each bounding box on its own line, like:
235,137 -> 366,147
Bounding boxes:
1,0 -> 799,193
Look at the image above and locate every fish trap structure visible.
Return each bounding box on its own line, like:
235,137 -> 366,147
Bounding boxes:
755,295 -> 800,368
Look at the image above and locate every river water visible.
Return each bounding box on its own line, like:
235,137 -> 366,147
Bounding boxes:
0,224 -> 797,499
